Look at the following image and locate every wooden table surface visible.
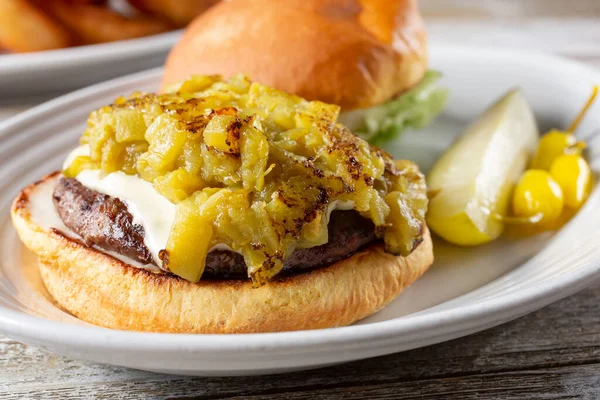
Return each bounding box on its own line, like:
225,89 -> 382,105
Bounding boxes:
3,1 -> 600,399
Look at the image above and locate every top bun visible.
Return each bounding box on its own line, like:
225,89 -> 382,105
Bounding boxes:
161,0 -> 428,110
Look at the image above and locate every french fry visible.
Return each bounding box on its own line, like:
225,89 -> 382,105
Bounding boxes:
0,0 -> 72,52
0,0 -> 215,53
42,2 -> 172,44
127,0 -> 219,27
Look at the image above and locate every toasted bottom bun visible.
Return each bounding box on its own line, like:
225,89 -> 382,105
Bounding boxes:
11,175 -> 434,333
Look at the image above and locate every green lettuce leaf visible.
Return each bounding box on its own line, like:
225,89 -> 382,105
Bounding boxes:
347,70 -> 448,145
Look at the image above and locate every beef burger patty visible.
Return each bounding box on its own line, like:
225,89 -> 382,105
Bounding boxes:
53,177 -> 377,279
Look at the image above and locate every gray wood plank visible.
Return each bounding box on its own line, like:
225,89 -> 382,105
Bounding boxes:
220,365 -> 600,400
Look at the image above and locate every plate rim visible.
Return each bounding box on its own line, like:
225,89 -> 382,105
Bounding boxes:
0,31 -> 181,74
1,43 -> 600,358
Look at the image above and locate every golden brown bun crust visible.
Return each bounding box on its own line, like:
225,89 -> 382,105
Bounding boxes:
11,175 -> 433,333
161,0 -> 427,110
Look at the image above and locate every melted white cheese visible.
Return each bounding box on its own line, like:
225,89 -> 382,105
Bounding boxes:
327,199 -> 355,213
62,144 -> 90,170
27,175 -> 161,272
63,145 -> 176,266
60,146 -> 358,268
76,169 -> 176,266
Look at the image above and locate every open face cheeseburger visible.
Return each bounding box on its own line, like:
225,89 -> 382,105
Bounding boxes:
12,75 -> 433,333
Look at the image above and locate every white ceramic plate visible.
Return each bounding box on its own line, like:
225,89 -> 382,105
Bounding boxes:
0,31 -> 180,105
1,44 -> 600,377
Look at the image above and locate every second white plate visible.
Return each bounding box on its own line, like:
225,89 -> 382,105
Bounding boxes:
0,31 -> 181,104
